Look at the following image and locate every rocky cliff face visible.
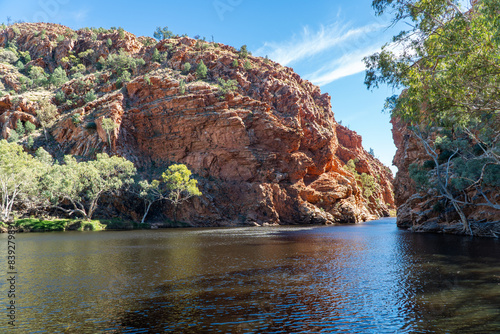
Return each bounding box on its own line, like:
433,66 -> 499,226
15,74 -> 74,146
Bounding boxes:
391,118 -> 500,236
0,23 -> 395,226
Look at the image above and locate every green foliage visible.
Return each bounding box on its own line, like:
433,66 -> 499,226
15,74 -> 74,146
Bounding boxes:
182,62 -> 191,74
162,164 -> 202,221
70,63 -> 86,79
55,90 -> 66,104
231,59 -> 239,68
239,45 -> 248,58
19,50 -> 30,63
26,136 -> 34,148
29,66 -> 48,87
153,26 -> 174,40
0,49 -> 18,64
35,147 -> 53,165
409,163 -> 429,190
196,60 -> 207,79
25,121 -> 36,134
243,60 -> 252,70
179,79 -> 186,95
152,48 -> 161,63
0,140 -> 45,221
15,60 -> 24,71
101,117 -> 117,146
56,35 -> 64,43
49,66 -> 68,87
84,89 -> 96,103
71,113 -> 81,126
7,131 -> 19,143
360,173 -> 376,198
106,38 -> 112,47
15,218 -> 69,231
365,0 -> 500,129
37,99 -> 58,140
217,78 -> 238,98
118,27 -> 125,39
365,0 -> 500,231
15,119 -> 25,136
39,153 -> 136,220
368,148 -> 375,157
103,50 -> 145,78
344,159 -> 357,174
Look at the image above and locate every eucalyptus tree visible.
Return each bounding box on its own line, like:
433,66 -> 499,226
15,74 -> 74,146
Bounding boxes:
364,0 -> 500,234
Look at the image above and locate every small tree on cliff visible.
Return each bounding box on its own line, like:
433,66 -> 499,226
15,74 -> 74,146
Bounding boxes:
162,164 -> 201,223
101,117 -> 117,149
36,99 -> 58,141
196,60 -> 207,80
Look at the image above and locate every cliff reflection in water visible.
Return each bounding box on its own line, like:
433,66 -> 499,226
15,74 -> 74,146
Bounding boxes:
1,218 -> 499,333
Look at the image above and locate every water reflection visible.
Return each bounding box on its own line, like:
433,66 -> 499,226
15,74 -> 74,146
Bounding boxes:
0,219 -> 499,333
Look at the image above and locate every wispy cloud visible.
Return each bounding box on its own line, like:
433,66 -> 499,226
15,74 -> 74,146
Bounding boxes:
306,46 -> 381,86
256,22 -> 384,66
70,8 -> 89,23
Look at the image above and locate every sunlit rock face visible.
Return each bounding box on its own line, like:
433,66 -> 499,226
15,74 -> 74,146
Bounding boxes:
0,23 -> 395,226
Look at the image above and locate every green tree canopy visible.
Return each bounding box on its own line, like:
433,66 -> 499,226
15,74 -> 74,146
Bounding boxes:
153,26 -> 174,40
364,0 -> 500,234
0,140 -> 45,222
162,164 -> 202,222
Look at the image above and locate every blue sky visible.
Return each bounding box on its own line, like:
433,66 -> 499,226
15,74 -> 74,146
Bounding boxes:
0,0 -> 402,173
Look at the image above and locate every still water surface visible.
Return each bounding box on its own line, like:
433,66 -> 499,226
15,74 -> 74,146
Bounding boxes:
1,218 -> 499,333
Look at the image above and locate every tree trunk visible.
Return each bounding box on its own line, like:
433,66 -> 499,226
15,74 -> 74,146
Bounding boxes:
141,201 -> 153,224
451,200 -> 471,235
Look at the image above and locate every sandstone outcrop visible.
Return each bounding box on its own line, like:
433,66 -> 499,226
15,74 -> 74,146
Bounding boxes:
1,23 -> 395,226
391,118 -> 500,236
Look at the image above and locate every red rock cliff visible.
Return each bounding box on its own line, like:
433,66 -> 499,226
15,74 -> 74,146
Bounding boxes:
0,23 -> 395,226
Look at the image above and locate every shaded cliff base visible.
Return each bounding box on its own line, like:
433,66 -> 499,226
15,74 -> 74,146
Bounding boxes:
391,118 -> 500,238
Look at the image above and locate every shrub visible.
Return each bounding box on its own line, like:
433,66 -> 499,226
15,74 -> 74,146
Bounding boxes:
27,135 -> 34,148
56,35 -> 64,43
243,60 -> 252,70
25,121 -> 36,134
15,119 -> 25,136
179,79 -> 186,94
153,26 -> 174,40
15,61 -> 24,71
217,78 -> 237,98
107,38 -> 112,47
118,27 -> 125,39
7,131 -> 19,143
103,51 -> 144,77
231,59 -> 239,68
0,50 -> 18,64
182,62 -> 191,74
71,114 -> 81,126
49,66 -> 68,87
19,50 -> 30,63
239,45 -> 248,58
84,90 -> 96,103
152,48 -> 160,63
409,163 -> 429,190
55,90 -> 66,104
85,121 -> 97,130
196,60 -> 207,79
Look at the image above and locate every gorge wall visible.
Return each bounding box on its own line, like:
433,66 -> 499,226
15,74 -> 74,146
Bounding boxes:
391,118 -> 500,236
0,23 -> 395,226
